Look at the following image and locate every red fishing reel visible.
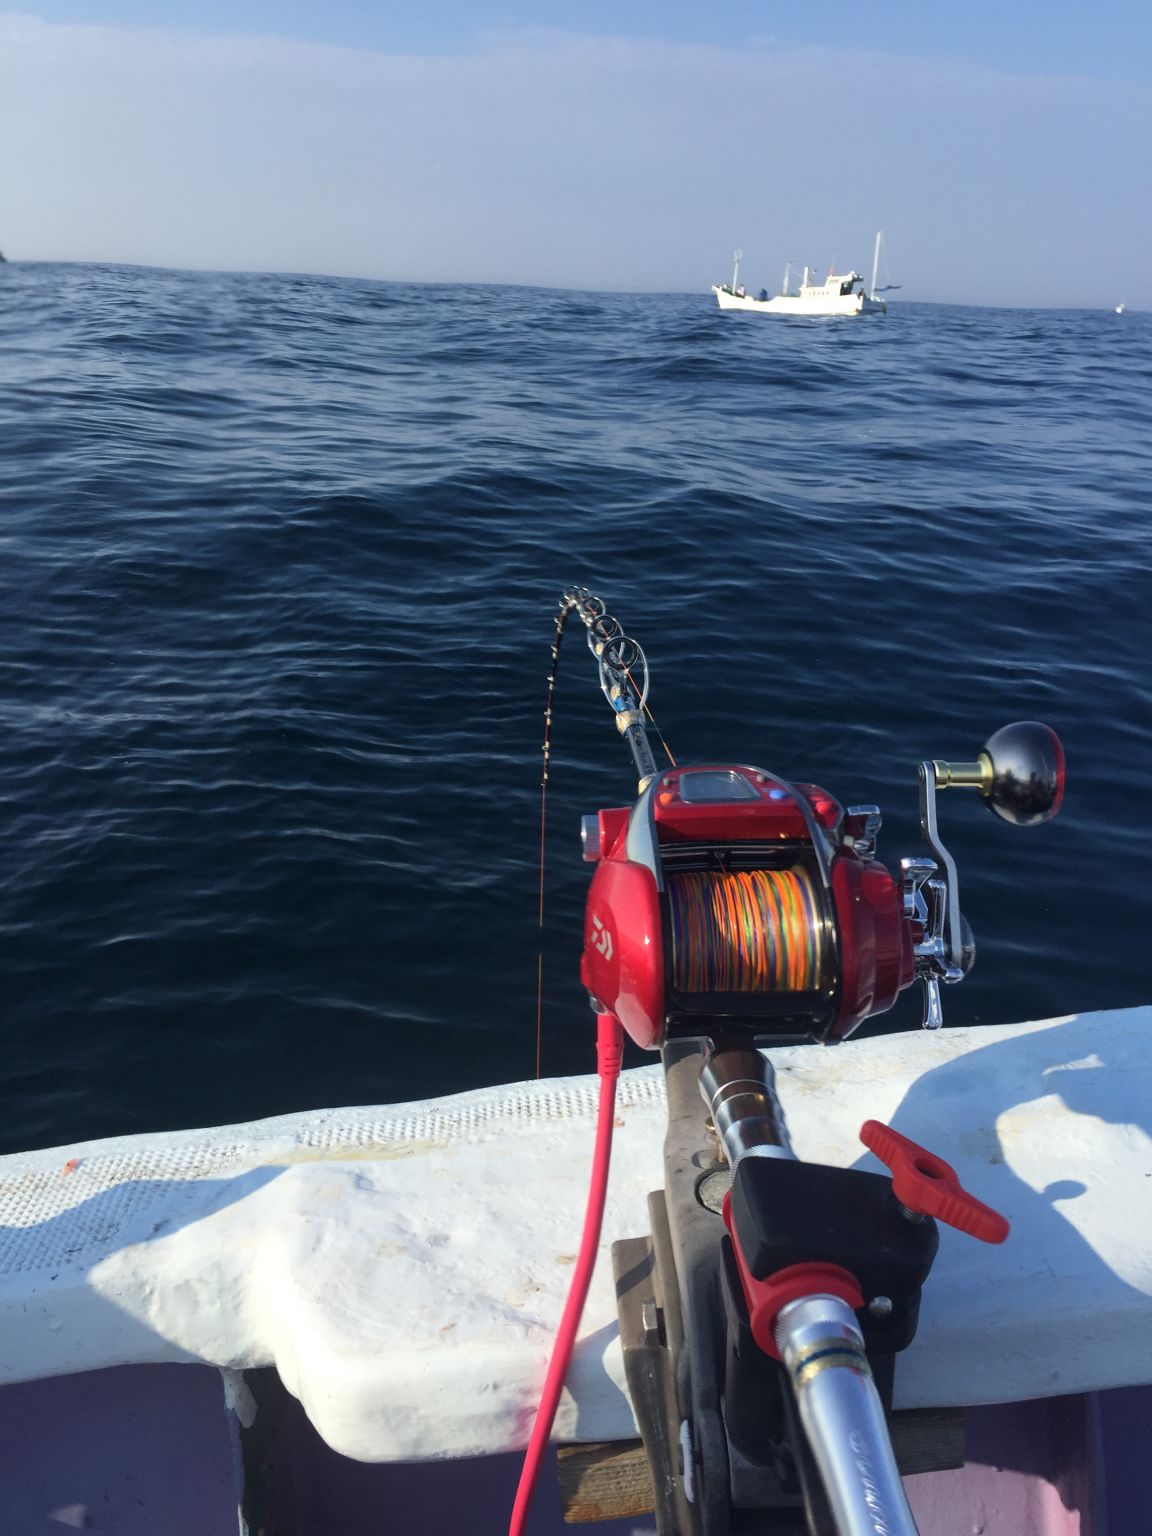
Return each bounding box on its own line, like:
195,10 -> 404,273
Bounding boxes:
580,723 -> 1064,1048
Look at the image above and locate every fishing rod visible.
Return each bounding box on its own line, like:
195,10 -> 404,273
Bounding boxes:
513,586 -> 1065,1536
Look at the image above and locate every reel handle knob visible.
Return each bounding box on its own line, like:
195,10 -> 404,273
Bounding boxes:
860,1120 -> 1009,1244
979,721 -> 1065,826
934,721 -> 1065,826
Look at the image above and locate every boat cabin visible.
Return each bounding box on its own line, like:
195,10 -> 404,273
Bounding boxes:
801,269 -> 866,298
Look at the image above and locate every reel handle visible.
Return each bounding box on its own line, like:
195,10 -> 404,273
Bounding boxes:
909,722 -> 1062,1030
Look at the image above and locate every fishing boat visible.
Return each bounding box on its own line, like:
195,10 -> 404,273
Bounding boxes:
713,233 -> 894,317
1,588 -> 1149,1536
2,1009 -> 1150,1535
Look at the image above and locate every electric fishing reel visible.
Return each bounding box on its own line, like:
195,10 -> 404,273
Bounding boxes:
564,591 -> 1064,1046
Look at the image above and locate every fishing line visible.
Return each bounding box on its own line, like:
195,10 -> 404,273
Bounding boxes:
625,664 -> 677,767
668,868 -> 824,994
536,604 -> 574,1078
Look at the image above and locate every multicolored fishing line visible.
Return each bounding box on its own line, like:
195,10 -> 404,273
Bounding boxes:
668,868 -> 823,993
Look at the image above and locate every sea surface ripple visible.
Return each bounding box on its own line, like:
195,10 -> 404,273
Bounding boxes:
1,261 -> 1150,1153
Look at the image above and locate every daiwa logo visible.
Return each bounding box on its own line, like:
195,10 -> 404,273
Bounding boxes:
591,914 -> 614,961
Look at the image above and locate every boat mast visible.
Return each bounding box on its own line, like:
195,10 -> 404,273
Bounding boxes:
870,231 -> 883,300
732,248 -> 742,291
782,261 -> 791,296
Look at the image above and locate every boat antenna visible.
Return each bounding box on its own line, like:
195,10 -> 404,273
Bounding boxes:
871,231 -> 883,300
731,248 -> 742,291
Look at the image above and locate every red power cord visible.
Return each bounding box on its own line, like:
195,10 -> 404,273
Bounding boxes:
508,1011 -> 625,1536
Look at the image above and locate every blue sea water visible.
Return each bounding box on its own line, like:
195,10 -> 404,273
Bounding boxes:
1,261 -> 1149,1156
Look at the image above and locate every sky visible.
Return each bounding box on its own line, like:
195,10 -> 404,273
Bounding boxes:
1,3 -> 1149,306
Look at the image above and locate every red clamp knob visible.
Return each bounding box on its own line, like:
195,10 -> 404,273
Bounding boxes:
860,1120 -> 1010,1245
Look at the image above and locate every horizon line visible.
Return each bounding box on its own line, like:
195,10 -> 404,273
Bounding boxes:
2,257 -> 1139,316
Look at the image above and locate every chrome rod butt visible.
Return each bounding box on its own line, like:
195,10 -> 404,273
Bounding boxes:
699,1041 -> 795,1167
775,1294 -> 919,1536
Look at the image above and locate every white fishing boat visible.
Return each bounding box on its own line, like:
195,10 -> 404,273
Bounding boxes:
713,233 -> 894,317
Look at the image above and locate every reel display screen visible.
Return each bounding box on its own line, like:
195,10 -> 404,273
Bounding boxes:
676,770 -> 761,804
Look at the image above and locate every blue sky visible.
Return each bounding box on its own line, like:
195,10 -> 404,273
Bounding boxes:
14,0 -> 1150,81
2,3 -> 1149,305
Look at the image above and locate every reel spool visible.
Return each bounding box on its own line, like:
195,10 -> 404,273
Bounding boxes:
666,867 -> 826,995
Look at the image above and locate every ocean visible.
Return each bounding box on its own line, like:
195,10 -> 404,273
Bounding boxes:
1,260 -> 1149,1156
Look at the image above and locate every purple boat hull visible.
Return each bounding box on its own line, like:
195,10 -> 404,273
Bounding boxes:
1,1362 -> 1147,1534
